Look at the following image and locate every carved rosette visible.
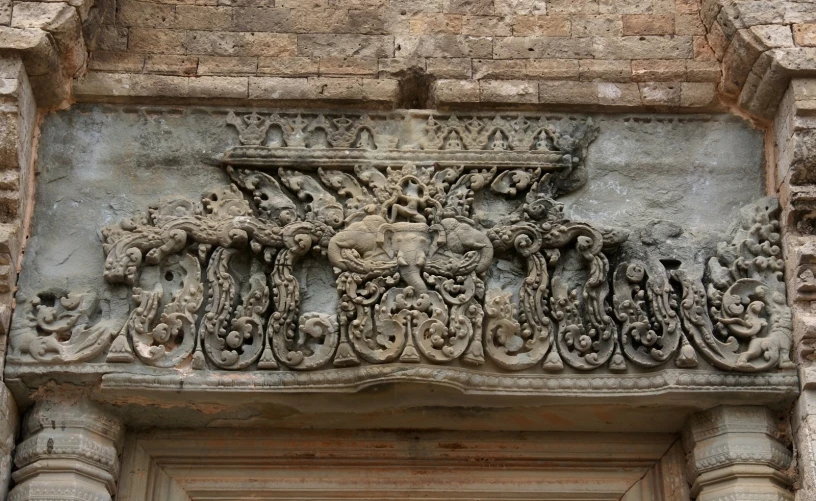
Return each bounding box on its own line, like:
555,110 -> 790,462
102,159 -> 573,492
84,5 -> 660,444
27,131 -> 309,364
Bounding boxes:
9,111 -> 794,379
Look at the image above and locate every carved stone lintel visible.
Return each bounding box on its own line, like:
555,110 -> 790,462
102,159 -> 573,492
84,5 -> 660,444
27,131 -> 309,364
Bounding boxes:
683,406 -> 794,501
6,110 -> 796,383
8,399 -> 124,501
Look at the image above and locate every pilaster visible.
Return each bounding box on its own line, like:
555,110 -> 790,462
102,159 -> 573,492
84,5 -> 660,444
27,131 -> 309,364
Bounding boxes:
683,406 -> 794,501
8,399 -> 124,501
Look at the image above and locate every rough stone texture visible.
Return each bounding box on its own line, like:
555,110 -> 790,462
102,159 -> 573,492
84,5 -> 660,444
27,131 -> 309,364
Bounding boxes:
8,398 -> 123,501
72,0 -> 726,109
778,77 -> 816,501
683,406 -> 794,500
0,2 -> 813,501
4,105 -> 781,385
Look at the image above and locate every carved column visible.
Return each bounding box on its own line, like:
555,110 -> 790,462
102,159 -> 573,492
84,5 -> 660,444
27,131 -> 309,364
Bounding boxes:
8,399 -> 124,501
683,406 -> 794,501
776,77 -> 816,501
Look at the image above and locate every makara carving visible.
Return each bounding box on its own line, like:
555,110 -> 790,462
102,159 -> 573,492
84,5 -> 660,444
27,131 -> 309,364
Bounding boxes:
11,111 -> 794,377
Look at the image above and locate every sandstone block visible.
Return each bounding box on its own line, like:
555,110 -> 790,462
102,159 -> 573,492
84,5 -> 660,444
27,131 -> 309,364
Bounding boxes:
493,36 -> 593,58
706,22 -> 728,59
409,13 -> 462,34
395,34 -> 491,58
693,35 -> 716,61
547,0 -> 599,15
347,9 -> 388,34
258,56 -> 318,76
426,57 -> 471,78
89,51 -> 145,72
188,75 -> 247,98
0,112 -> 18,172
390,0 -> 444,14
676,0 -> 699,15
117,0 -> 175,28
290,9 -> 350,33
494,0 -> 546,16
319,56 -> 378,77
308,77 -> 365,100
431,78 -> 479,103
539,80 -> 597,104
187,31 -> 297,57
686,60 -> 720,81
92,25 -> 128,52
593,35 -> 693,59
248,76 -> 312,99
0,0 -> 10,25
360,77 -> 398,101
600,0 -> 655,14
0,56 -> 23,79
675,14 -> 705,35
233,8 -> 291,32
721,28 -> 764,96
472,58 -> 524,79
512,15 -> 570,36
622,15 -> 675,35
10,2 -> 69,29
638,81 -> 681,106
144,54 -> 198,75
794,24 -> 816,47
463,15 -> 512,36
680,81 -> 716,107
377,57 -> 424,77
298,34 -> 394,57
786,3 -> 816,24
525,59 -> 579,79
273,0 -> 326,5
0,27 -> 59,76
597,82 -> 641,106
444,0 -> 493,15
632,59 -> 686,81
129,27 -> 188,54
480,79 -> 537,103
129,73 -> 189,97
176,5 -> 233,30
198,56 -> 257,75
329,0 -> 386,7
579,59 -> 631,81
570,15 -> 621,37
751,24 -> 795,48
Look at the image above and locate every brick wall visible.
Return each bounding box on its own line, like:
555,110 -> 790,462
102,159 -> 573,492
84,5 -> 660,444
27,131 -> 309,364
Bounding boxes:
79,0 -> 727,108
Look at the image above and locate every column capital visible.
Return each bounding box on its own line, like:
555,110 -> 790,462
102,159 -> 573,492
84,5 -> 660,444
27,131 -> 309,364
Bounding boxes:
684,405 -> 794,501
8,399 -> 124,501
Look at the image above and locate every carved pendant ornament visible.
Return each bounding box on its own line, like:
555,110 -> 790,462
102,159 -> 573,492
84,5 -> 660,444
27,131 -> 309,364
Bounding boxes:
12,111 -> 795,381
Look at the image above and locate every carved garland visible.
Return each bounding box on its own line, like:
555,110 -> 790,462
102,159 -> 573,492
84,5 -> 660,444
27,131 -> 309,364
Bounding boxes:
16,112 -> 793,375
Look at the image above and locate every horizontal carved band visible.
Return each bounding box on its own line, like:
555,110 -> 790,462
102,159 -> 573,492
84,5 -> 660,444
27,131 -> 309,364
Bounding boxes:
7,110 -> 796,390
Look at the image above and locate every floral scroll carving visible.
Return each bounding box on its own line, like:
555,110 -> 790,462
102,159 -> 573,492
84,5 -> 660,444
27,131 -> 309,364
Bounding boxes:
11,111 -> 794,378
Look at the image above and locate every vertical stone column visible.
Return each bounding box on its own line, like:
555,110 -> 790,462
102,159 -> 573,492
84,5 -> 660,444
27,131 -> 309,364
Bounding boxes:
776,77 -> 816,500
8,399 -> 124,501
683,406 -> 794,501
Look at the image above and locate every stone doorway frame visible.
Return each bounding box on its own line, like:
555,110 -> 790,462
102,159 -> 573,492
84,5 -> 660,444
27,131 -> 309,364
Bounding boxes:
116,429 -> 688,501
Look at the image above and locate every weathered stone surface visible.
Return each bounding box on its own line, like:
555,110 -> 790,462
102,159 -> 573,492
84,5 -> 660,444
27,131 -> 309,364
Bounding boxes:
8,106 -> 783,386
9,398 -> 123,501
683,406 -> 794,501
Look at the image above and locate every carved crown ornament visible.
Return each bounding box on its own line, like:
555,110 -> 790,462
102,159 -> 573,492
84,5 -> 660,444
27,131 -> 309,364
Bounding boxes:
6,110 -> 798,396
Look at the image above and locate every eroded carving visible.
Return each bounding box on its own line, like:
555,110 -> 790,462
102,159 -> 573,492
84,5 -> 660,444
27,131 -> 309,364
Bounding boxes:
9,111 -> 794,380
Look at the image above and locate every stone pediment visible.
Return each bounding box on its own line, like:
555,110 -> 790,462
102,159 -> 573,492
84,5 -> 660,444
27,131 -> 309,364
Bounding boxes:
5,109 -> 797,399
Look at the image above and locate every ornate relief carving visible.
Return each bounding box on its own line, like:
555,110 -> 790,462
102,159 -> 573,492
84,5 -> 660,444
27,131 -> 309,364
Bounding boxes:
9,111 -> 795,382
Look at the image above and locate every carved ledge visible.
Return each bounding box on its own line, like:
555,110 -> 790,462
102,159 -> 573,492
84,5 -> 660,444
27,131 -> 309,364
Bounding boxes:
5,109 -> 798,400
